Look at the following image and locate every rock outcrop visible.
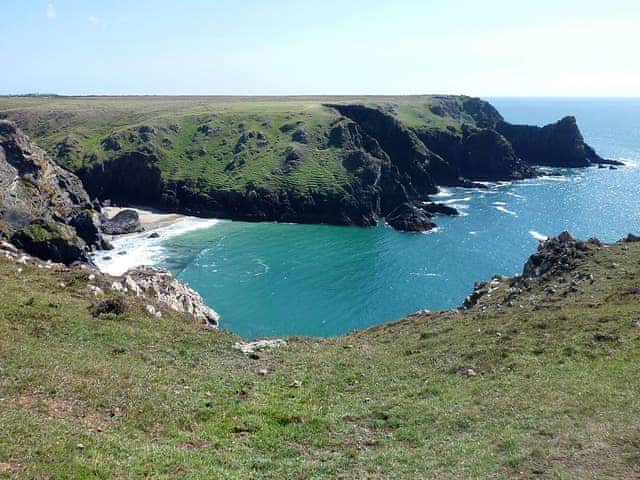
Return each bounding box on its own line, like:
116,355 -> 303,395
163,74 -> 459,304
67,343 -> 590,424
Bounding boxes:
0,120 -> 105,262
385,203 -> 436,232
114,266 -> 219,327
11,219 -> 89,265
101,209 -> 143,235
496,116 -> 620,168
521,231 -> 590,279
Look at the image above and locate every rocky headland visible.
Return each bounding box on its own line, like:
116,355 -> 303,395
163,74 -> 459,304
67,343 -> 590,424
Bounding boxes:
0,95 -> 619,234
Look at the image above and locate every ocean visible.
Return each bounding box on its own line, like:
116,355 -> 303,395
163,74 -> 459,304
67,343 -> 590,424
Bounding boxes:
95,98 -> 640,339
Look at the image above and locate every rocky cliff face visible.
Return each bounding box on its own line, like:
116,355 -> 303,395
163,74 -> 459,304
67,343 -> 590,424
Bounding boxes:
0,120 -> 92,229
496,116 -> 614,168
0,120 -> 106,263
1,97 -> 614,234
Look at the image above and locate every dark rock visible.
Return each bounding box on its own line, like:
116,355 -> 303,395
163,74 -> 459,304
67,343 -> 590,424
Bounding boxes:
283,146 -> 307,172
522,231 -> 589,280
69,210 -> 103,246
101,238 -> 114,250
11,219 -> 88,265
148,232 -> 161,239
497,116 -> 604,167
385,203 -> 436,232
91,298 -> 128,317
101,136 -> 121,151
623,233 -> 640,243
420,202 -> 459,216
102,209 -> 143,235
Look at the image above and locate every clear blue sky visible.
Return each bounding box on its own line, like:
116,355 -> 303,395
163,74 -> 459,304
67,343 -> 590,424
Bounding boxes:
2,0 -> 639,96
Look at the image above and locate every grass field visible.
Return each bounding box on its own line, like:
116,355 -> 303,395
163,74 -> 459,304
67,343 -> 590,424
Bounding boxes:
0,95 -> 488,197
1,237 -> 639,478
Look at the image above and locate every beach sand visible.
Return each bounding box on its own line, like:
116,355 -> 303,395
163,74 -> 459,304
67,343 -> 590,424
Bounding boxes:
102,206 -> 184,233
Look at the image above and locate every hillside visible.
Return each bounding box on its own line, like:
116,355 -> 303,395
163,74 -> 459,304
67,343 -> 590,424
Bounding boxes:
0,96 -> 612,231
1,233 -> 639,478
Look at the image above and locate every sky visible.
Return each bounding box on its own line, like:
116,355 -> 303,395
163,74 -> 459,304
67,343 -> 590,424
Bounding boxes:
1,0 -> 639,96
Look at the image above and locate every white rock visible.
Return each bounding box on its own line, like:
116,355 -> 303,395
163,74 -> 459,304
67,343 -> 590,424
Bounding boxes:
233,339 -> 286,354
120,266 -> 219,327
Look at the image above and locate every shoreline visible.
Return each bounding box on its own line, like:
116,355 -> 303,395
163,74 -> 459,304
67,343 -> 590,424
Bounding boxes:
94,207 -> 220,276
102,206 -> 185,236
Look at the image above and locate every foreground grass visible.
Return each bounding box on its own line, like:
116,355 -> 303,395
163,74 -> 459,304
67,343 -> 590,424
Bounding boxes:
1,240 -> 640,478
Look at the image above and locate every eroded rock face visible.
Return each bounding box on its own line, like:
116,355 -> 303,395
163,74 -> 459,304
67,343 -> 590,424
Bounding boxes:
0,120 -> 92,229
0,121 -> 104,261
497,116 -> 610,168
115,266 -> 219,327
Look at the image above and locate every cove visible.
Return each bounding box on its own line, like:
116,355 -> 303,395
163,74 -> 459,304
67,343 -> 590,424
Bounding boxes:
114,99 -> 640,338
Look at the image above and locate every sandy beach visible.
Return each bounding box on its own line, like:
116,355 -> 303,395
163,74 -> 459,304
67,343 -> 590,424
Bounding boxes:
102,206 -> 184,233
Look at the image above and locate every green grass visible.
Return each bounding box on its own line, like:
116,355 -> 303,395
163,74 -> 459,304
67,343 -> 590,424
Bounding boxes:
1,240 -> 640,478
0,95 -> 485,198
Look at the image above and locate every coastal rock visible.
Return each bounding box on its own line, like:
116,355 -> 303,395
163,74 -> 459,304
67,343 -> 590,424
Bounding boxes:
102,209 -> 143,235
11,219 -> 89,265
117,266 -> 219,327
69,210 -> 103,246
496,116 -> 617,168
420,202 -> 459,216
622,233 -> 640,243
385,203 -> 436,232
0,121 -> 93,227
522,231 -> 589,280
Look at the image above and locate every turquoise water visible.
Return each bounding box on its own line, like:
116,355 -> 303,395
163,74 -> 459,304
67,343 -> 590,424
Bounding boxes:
158,99 -> 640,338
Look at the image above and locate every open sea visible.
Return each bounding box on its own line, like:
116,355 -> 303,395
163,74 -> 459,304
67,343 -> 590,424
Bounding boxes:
95,98 -> 640,339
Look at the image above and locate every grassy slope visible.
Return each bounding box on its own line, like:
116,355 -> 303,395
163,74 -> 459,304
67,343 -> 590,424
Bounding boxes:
1,240 -> 640,478
0,96 -> 475,196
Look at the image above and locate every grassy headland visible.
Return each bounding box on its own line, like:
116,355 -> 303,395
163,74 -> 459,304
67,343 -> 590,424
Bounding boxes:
2,95 -> 597,231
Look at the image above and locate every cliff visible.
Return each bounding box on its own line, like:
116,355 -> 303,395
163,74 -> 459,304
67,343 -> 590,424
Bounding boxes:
0,96 -> 614,232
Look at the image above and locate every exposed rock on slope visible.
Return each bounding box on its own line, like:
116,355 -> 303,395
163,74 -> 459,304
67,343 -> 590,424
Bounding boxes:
0,120 -> 106,263
11,219 -> 89,265
112,266 -> 219,327
0,120 -> 92,229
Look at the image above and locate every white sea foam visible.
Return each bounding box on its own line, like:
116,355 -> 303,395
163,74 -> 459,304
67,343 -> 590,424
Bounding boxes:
432,188 -> 453,198
494,205 -> 517,216
492,201 -> 507,206
506,192 -> 525,199
469,231 -> 478,235
443,196 -> 472,204
529,230 -> 548,241
93,217 -> 220,276
619,158 -> 638,167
